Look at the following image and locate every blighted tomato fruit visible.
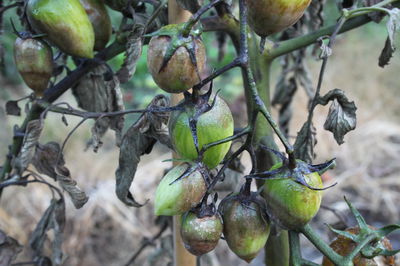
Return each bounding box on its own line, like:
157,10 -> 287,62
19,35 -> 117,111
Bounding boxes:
27,0 -> 95,58
147,24 -> 206,93
14,37 -> 53,97
219,193 -> 270,263
322,226 -> 395,266
80,0 -> 112,51
262,161 -> 323,230
168,95 -> 234,169
246,0 -> 312,37
154,163 -> 207,216
181,211 -> 223,256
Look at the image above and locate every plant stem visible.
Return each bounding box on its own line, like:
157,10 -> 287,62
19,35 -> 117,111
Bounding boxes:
300,224 -> 344,265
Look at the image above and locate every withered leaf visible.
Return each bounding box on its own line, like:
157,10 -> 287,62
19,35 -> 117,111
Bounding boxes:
364,0 -> 386,23
5,101 -> 21,116
30,199 -> 65,266
117,25 -> 144,83
0,230 -> 23,266
379,8 -> 400,67
12,119 -> 43,177
319,89 -> 357,145
115,95 -> 170,207
32,142 -> 89,209
73,65 -> 125,150
294,121 -> 317,163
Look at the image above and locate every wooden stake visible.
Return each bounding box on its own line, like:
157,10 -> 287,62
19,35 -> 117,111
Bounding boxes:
167,1 -> 196,266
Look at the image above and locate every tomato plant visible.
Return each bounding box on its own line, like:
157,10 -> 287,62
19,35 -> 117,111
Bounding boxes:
0,0 -> 400,265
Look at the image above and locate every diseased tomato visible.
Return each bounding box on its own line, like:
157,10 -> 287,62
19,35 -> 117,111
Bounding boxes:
262,161 -> 323,230
154,163 -> 207,216
219,193 -> 270,263
246,0 -> 312,37
168,95 -> 234,169
80,0 -> 112,51
180,211 -> 223,256
14,37 -> 53,97
322,226 -> 395,266
147,29 -> 206,93
27,0 -> 95,58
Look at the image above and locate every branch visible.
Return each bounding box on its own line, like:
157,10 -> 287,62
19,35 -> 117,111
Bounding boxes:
267,0 -> 400,60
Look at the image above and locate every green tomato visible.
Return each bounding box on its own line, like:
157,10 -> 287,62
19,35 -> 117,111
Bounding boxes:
168,96 -> 234,169
27,0 -> 95,58
147,33 -> 206,93
262,162 -> 323,230
80,0 -> 112,51
14,37 -> 53,97
181,211 -> 223,256
220,195 -> 270,263
154,163 -> 206,216
246,0 -> 312,37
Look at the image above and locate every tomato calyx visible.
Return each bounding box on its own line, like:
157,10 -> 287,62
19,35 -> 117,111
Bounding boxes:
327,197 -> 400,259
246,152 -> 337,191
145,23 -> 203,75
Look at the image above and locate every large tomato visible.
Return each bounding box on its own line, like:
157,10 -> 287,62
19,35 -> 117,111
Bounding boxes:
322,226 -> 395,266
262,161 -> 323,230
246,0 -> 312,37
168,95 -> 234,169
27,0 -> 95,58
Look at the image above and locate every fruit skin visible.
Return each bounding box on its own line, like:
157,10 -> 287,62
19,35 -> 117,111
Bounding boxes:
246,0 -> 312,37
154,163 -> 207,216
147,35 -> 206,93
262,162 -> 323,230
168,96 -> 234,169
27,0 -> 95,58
180,211 -> 223,256
220,195 -> 270,263
14,37 -> 53,96
322,227 -> 395,266
80,0 -> 112,51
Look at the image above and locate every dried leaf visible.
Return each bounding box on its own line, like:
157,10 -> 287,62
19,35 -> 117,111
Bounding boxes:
117,25 -> 144,83
5,101 -> 21,116
320,89 -> 357,145
32,142 -> 89,209
379,9 -> 400,67
73,65 -> 125,150
30,199 -> 65,266
379,37 -> 394,67
115,95 -> 170,207
294,121 -> 317,163
0,230 -> 23,266
364,0 -> 386,23
176,0 -> 203,13
56,166 -> 88,209
12,120 -> 43,177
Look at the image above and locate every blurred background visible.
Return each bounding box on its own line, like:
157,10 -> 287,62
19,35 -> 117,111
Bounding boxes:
0,2 -> 400,266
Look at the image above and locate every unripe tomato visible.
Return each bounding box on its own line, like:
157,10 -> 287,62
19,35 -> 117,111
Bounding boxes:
14,37 -> 53,97
220,194 -> 270,263
246,0 -> 312,37
262,162 -> 323,230
80,0 -> 112,51
168,96 -> 234,169
322,227 -> 395,266
27,0 -> 95,58
154,163 -> 207,216
181,211 -> 223,256
147,34 -> 206,93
